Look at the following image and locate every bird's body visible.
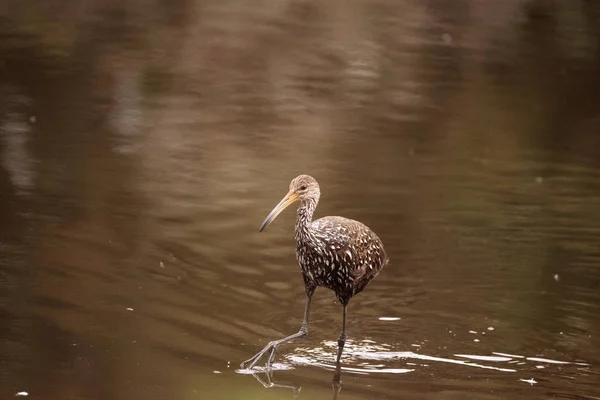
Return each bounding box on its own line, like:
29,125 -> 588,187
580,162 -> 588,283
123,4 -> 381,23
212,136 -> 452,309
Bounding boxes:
296,216 -> 388,305
241,174 -> 388,370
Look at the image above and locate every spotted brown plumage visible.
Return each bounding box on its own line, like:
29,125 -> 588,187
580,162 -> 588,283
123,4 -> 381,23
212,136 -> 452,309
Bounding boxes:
298,216 -> 387,304
241,174 -> 388,370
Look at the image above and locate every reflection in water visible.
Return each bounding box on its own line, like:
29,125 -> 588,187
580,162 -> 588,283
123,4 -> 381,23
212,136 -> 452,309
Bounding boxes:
0,91 -> 34,196
239,338 -> 594,398
241,359 -> 345,400
248,370 -> 302,400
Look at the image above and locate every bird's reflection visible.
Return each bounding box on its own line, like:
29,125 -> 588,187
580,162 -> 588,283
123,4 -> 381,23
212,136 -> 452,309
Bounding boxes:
332,360 -> 342,400
246,359 -> 344,400
249,370 -> 302,400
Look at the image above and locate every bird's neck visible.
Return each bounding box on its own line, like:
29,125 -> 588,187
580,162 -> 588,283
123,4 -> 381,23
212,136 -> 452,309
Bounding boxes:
294,199 -> 317,242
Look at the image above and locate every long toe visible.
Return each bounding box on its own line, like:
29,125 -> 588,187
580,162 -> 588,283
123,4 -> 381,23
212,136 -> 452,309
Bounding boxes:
241,353 -> 261,369
240,358 -> 252,369
246,353 -> 264,369
241,341 -> 278,370
266,346 -> 278,369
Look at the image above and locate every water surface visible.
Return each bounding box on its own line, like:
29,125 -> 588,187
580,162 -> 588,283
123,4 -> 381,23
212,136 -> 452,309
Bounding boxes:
1,1 -> 600,399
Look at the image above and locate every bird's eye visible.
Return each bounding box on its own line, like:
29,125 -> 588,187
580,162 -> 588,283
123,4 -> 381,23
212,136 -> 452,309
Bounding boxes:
300,185 -> 307,191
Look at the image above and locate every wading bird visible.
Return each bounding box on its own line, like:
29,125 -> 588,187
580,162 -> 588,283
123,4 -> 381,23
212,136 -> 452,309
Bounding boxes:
241,174 -> 388,370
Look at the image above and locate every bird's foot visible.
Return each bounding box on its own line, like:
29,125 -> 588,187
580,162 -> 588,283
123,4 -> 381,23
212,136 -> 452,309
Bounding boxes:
240,341 -> 279,370
241,328 -> 307,370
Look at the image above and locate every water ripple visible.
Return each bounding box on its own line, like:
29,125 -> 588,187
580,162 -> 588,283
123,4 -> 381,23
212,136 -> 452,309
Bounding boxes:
236,339 -> 594,380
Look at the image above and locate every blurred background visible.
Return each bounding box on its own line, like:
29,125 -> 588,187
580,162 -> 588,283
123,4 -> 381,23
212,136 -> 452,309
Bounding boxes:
1,0 -> 599,399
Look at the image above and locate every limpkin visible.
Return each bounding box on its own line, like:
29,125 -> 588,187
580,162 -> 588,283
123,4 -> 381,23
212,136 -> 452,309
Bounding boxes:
241,174 -> 388,369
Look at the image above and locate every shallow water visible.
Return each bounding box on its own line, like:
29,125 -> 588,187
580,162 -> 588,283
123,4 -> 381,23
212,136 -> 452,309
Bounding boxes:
1,1 -> 600,399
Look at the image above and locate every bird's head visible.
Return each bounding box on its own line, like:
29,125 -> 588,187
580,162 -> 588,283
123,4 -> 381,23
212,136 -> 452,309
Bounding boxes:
259,174 -> 320,232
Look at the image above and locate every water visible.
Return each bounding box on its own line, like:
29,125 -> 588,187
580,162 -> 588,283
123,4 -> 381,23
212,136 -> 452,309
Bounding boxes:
1,1 -> 600,399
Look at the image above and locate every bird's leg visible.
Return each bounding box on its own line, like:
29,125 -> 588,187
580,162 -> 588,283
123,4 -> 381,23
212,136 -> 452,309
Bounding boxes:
336,303 -> 348,363
241,292 -> 313,370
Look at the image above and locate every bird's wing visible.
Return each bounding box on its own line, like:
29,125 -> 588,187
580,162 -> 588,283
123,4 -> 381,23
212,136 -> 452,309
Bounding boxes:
313,216 -> 387,283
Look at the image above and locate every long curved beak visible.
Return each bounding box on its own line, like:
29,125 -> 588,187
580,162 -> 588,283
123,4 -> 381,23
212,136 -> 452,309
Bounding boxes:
259,190 -> 299,232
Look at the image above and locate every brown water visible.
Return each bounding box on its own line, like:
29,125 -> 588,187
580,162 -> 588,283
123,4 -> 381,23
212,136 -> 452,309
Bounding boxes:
1,1 -> 600,399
